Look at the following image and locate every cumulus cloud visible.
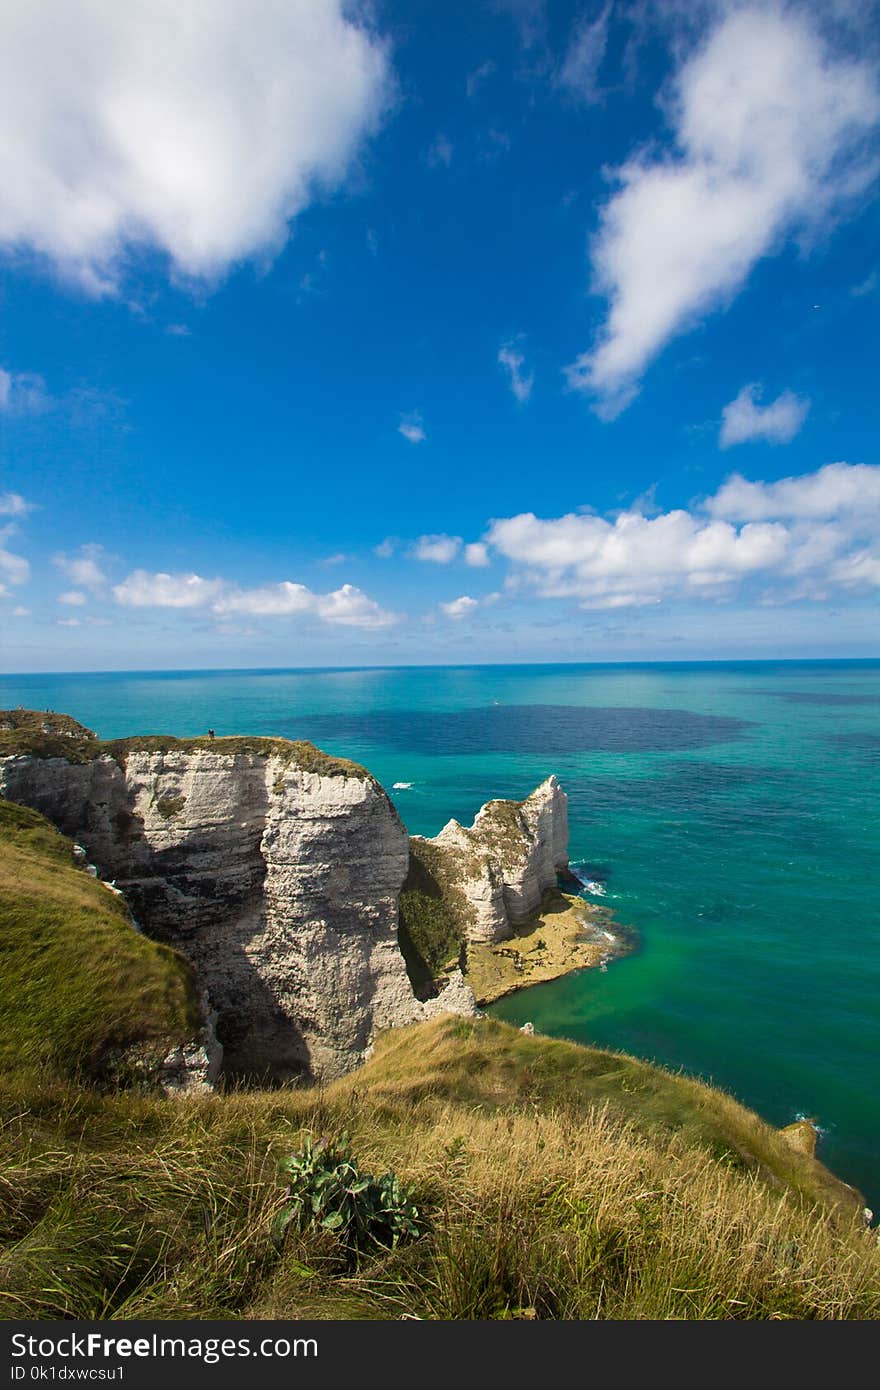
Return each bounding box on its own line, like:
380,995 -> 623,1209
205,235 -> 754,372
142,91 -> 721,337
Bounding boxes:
398,414 -> 427,444
707,461 -> 880,521
440,595 -> 480,619
412,534 -> 462,563
215,580 -> 393,628
566,6 -> 880,415
719,383 -> 810,448
464,542 -> 491,567
114,571 -> 225,609
0,1 -> 390,291
53,543 -> 110,590
498,340 -> 534,403
374,537 -> 397,559
58,590 -> 87,606
113,569 -> 394,628
485,462 -> 880,607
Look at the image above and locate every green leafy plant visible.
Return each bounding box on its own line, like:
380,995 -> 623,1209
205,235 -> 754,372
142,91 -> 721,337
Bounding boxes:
272,1134 -> 423,1256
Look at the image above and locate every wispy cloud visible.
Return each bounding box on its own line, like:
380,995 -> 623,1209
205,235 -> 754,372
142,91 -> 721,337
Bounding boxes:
557,2 -> 611,105
53,544 -> 110,591
566,6 -> 880,416
424,133 -> 453,168
0,492 -> 35,517
398,413 -> 427,444
719,384 -> 810,448
498,339 -> 534,403
0,367 -> 49,414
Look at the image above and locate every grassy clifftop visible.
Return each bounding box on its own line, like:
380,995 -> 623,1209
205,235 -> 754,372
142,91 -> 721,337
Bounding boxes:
1,1015 -> 876,1320
0,708 -> 371,780
0,799 -> 200,1082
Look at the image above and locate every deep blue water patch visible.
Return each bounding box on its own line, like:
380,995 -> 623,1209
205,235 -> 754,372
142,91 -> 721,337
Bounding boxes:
280,704 -> 752,755
750,691 -> 880,706
828,732 -> 880,755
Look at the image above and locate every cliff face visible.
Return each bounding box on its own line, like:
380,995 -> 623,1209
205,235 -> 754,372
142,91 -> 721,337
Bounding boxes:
421,776 -> 570,944
0,741 -> 463,1081
1,720 -> 572,1084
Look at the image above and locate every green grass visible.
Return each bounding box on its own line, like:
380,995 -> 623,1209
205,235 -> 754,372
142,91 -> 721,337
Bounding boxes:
0,708 -> 371,781
0,1016 -> 876,1321
398,840 -> 473,990
0,800 -> 200,1082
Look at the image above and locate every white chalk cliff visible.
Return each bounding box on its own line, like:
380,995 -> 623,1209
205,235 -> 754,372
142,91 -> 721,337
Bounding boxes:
416,776 -> 570,943
1,725 -> 570,1083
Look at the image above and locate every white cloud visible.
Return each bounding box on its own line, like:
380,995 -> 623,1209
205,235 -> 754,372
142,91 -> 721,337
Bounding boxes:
374,537 -> 397,559
0,492 -> 34,517
566,7 -> 880,415
425,133 -> 453,168
214,580 -> 393,628
557,2 -> 611,105
11,605 -> 29,617
398,414 -> 427,444
113,569 -> 394,628
0,368 -> 48,413
488,508 -> 788,607
464,542 -> 491,568
719,383 -> 810,448
485,463 -> 880,607
708,461 -> 880,521
498,340 -> 534,404
0,1 -> 390,291
0,533 -> 30,587
57,617 -> 81,628
412,534 -> 462,563
114,570 -> 225,608
58,590 -> 87,606
53,544 -> 110,590
440,595 -> 479,619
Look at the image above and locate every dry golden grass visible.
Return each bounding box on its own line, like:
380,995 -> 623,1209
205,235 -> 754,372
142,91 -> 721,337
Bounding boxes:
1,1017 -> 877,1321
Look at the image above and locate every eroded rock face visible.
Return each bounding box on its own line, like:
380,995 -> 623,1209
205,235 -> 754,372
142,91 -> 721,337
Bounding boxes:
425,776 -> 570,943
0,745 -> 473,1081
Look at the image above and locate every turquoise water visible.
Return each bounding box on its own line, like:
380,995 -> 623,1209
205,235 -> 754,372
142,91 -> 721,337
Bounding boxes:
2,662 -> 878,1207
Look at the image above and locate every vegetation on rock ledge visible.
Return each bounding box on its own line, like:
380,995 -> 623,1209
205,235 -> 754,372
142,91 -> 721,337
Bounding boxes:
0,709 -> 372,782
398,839 -> 473,991
0,800 -> 200,1082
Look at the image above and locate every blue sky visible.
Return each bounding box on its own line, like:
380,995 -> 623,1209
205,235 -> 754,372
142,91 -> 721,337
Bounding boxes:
0,0 -> 878,672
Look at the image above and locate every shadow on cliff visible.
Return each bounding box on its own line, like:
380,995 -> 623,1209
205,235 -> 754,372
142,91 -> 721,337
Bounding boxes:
87,788 -> 318,1087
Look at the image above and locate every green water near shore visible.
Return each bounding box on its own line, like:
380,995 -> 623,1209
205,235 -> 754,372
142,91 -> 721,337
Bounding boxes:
2,660 -> 877,1206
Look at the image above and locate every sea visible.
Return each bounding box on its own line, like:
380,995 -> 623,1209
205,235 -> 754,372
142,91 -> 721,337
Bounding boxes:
2,661 -> 878,1208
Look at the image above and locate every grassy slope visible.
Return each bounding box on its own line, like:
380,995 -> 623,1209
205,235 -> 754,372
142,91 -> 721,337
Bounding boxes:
0,707 -> 370,780
0,800 -> 200,1080
1,1016 -> 876,1321
398,840 -> 472,989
